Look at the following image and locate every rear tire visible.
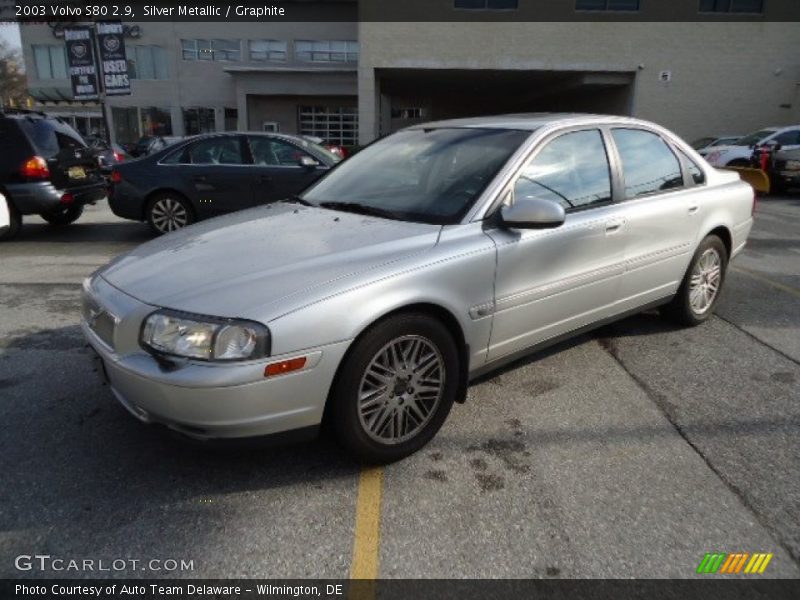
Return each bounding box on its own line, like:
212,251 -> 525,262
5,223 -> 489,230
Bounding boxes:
0,196 -> 22,240
662,235 -> 728,327
146,193 -> 194,235
40,204 -> 84,226
330,313 -> 460,464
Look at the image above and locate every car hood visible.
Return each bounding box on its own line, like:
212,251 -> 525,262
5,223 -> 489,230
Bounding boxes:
100,203 -> 441,320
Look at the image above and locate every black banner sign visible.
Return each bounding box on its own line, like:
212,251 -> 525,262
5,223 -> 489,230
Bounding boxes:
96,21 -> 131,96
64,26 -> 98,101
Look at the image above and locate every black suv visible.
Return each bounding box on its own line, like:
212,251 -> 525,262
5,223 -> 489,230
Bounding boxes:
0,110 -> 107,240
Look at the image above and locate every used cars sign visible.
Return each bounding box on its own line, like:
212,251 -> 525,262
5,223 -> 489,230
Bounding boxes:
96,21 -> 131,96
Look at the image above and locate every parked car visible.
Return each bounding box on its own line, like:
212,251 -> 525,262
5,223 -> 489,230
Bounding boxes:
109,132 -> 341,234
301,135 -> 348,159
83,114 -> 754,463
703,125 -> 800,167
772,147 -> 800,193
0,109 -> 107,240
690,135 -> 742,153
84,135 -> 130,174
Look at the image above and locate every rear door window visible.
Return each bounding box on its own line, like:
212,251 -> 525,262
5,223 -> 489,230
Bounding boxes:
611,128 -> 684,198
676,149 -> 706,185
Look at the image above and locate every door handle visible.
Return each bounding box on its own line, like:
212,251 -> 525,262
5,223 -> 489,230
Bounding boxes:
688,205 -> 699,215
605,220 -> 624,234
193,176 -> 207,182
257,176 -> 272,184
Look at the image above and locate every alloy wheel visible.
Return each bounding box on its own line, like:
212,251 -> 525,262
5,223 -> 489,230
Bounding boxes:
150,197 -> 189,233
357,335 -> 445,445
689,248 -> 722,314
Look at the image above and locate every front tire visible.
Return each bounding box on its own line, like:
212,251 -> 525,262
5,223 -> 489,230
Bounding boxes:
663,235 -> 728,326
330,313 -> 460,464
40,204 -> 83,226
146,193 -> 194,235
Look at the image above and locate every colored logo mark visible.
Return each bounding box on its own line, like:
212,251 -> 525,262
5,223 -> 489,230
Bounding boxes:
696,552 -> 773,574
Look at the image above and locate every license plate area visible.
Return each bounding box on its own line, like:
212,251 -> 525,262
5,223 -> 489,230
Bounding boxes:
68,166 -> 87,180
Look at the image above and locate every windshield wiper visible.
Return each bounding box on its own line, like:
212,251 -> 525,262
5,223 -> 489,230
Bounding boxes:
318,201 -> 406,221
281,194 -> 313,206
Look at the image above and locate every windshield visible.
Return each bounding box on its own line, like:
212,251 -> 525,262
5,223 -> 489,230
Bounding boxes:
736,129 -> 777,147
301,128 -> 530,224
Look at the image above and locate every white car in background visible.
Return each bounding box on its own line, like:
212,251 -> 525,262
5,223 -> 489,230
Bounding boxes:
703,125 -> 800,167
691,135 -> 743,153
0,193 -> 10,238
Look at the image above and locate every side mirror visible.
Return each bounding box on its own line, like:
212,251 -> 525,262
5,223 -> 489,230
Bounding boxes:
764,140 -> 782,151
299,156 -> 320,168
499,196 -> 566,230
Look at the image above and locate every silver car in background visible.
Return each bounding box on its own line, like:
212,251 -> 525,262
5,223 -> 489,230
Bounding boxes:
82,114 -> 755,463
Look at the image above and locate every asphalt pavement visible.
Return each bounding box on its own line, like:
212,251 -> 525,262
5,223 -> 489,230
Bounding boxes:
0,197 -> 798,579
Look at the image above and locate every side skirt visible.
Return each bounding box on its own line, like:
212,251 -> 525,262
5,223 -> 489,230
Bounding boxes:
467,296 -> 673,383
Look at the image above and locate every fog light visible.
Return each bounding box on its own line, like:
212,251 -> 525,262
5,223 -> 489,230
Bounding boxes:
265,357 -> 307,377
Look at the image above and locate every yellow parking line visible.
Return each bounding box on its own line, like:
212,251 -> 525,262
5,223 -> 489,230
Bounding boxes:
732,266 -> 800,299
350,466 -> 384,581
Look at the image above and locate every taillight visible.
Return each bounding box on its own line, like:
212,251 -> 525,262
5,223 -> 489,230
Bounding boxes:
110,170 -> 123,184
113,151 -> 124,162
20,156 -> 50,180
60,193 -> 74,205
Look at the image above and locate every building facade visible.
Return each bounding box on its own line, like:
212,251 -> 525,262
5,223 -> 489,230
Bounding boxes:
358,1 -> 800,143
20,4 -> 358,145
17,1 -> 800,147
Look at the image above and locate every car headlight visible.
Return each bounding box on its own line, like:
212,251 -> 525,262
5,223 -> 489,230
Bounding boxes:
140,309 -> 270,362
784,160 -> 800,171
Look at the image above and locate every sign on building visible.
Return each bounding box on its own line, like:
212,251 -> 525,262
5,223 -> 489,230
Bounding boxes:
96,21 -> 131,96
64,27 -> 99,100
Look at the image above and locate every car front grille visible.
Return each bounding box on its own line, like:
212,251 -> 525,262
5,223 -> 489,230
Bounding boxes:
82,293 -> 116,349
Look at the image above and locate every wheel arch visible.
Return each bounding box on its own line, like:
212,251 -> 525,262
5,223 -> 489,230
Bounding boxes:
705,225 -> 732,260
143,188 -> 194,221
321,302 -> 471,428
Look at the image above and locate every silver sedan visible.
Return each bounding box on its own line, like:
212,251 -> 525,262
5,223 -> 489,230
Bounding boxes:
82,114 -> 754,463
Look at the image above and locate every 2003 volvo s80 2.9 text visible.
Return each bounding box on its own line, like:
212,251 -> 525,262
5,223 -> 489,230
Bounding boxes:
82,114 -> 754,463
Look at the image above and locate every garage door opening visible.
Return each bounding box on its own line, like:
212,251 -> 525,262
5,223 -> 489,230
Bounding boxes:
376,68 -> 635,136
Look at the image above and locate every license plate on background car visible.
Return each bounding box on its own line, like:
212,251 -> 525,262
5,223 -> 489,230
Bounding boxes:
68,166 -> 86,179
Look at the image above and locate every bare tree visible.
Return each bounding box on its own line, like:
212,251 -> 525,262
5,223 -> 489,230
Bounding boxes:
0,40 -> 28,109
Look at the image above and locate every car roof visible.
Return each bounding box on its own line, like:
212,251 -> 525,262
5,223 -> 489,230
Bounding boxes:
406,113 -> 670,132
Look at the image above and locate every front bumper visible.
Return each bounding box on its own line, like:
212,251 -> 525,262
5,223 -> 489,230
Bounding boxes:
81,277 -> 349,440
6,181 -> 107,215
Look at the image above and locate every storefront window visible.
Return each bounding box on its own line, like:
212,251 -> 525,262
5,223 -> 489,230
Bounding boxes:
140,107 -> 173,137
184,108 -> 216,135
112,106 -> 139,145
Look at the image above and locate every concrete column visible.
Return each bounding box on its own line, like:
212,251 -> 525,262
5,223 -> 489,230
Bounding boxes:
214,107 -> 225,132
358,67 -> 379,145
170,105 -> 185,136
237,88 -> 249,132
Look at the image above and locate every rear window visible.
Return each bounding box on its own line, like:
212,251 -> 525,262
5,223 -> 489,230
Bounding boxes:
17,118 -> 86,159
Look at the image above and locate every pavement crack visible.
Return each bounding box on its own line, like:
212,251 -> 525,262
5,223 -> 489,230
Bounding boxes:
596,334 -> 800,567
714,312 -> 800,367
